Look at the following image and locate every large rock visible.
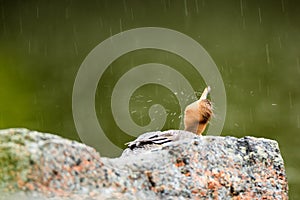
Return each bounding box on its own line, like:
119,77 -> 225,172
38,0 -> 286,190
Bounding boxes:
0,128 -> 288,199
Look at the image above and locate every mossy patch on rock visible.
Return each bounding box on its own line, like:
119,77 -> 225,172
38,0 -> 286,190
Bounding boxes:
0,129 -> 32,191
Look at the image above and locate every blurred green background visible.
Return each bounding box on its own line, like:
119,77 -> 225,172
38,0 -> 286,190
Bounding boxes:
0,0 -> 299,198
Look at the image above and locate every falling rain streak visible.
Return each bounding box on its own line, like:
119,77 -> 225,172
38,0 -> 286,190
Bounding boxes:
119,18 -> 123,32
1,4 -> 3,20
297,58 -> 300,74
288,92 -> 293,108
98,17 -> 103,28
36,6 -> 39,19
1,2 -> 6,34
184,0 -> 188,16
28,40 -> 31,54
242,17 -> 246,30
123,0 -> 127,12
130,8 -> 134,20
258,7 -> 262,24
201,0 -> 205,7
65,7 -> 69,19
139,111 -> 144,125
73,24 -> 78,41
73,41 -> 78,55
265,44 -> 270,64
162,0 -> 167,12
195,0 -> 199,13
72,24 -> 79,54
19,16 -> 23,34
240,0 -> 244,16
278,37 -> 282,48
44,44 -> 48,56
249,108 -> 254,123
258,79 -> 262,92
281,0 -> 285,12
240,0 -> 246,30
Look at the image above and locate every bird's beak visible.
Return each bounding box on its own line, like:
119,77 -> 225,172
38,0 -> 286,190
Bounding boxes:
199,86 -> 211,101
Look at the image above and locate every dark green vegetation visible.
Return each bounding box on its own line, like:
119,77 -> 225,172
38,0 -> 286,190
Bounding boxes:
0,0 -> 299,198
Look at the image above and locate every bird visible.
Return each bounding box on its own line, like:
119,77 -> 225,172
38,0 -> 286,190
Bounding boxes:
122,86 -> 213,156
184,86 -> 212,135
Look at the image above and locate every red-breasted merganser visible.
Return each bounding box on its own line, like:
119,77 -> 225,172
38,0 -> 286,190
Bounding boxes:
124,86 -> 212,153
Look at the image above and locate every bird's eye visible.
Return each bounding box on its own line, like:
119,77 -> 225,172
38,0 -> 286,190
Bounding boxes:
204,99 -> 211,106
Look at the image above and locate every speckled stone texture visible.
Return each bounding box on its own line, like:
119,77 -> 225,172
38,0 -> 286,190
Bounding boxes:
0,128 -> 288,199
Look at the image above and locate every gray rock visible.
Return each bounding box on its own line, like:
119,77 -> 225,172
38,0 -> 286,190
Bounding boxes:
0,128 -> 288,199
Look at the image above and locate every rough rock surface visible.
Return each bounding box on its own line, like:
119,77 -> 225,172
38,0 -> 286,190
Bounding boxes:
0,128 -> 288,199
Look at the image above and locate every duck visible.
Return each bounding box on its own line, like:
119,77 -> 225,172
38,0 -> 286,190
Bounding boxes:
184,86 -> 212,135
123,86 -> 213,154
